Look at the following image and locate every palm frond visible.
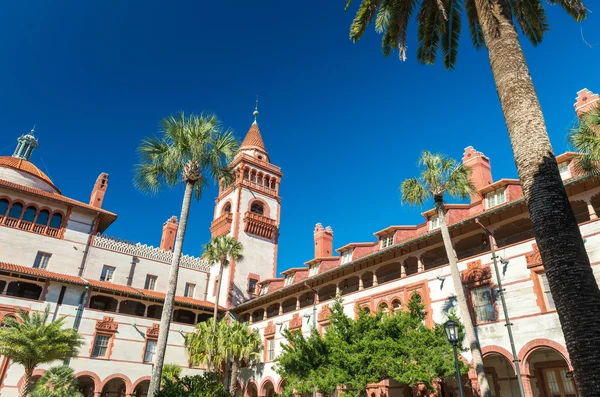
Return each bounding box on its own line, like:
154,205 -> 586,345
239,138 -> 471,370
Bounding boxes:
349,0 -> 381,42
441,0 -> 462,69
569,106 -> 600,174
446,163 -> 474,198
401,178 -> 430,205
464,0 -> 485,49
417,0 -> 442,65
511,0 -> 549,46
546,0 -> 587,22
202,235 -> 244,265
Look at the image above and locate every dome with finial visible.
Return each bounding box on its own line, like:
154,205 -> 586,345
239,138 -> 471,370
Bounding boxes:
237,100 -> 270,162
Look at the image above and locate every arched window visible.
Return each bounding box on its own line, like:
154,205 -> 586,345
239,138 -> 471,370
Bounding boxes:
23,206 -> 37,222
258,174 -> 263,185
244,169 -> 250,180
223,202 -> 231,214
270,179 -> 276,189
250,202 -> 264,215
250,171 -> 257,183
378,302 -> 389,315
49,213 -> 63,229
8,203 -> 23,219
36,210 -> 50,226
0,199 -> 9,216
392,299 -> 402,313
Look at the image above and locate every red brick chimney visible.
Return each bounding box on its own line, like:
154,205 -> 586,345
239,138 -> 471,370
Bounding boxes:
160,216 -> 178,251
314,223 -> 334,258
574,88 -> 599,117
462,146 -> 492,203
89,173 -> 109,208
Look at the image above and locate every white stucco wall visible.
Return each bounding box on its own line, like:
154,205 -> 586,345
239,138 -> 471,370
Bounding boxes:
0,167 -> 59,193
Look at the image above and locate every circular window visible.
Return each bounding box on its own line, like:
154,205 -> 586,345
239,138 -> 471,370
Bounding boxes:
258,155 -> 263,160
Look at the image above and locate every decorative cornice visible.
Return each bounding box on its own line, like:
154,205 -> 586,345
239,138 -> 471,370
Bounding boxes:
95,316 -> 118,332
317,305 -> 332,324
264,321 -> 276,337
210,213 -> 233,237
146,323 -> 160,339
289,313 -> 302,330
526,243 -> 543,268
243,211 -> 278,240
461,260 -> 491,285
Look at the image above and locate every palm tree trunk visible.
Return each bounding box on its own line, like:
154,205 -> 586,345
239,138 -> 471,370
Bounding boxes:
213,260 -> 225,332
148,181 -> 194,397
229,360 -> 240,396
436,199 -> 491,397
19,367 -> 33,397
474,1 -> 600,394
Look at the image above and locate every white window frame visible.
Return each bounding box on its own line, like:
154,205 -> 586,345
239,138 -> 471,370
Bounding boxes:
471,286 -> 496,323
486,187 -> 506,209
539,272 -> 556,310
33,252 -> 51,269
184,283 -> 196,298
380,234 -> 394,248
260,283 -> 269,295
341,249 -> 353,265
267,338 -> 275,361
429,215 -> 441,230
284,275 -> 294,286
100,265 -> 115,282
558,161 -> 571,180
145,275 -> 158,291
309,263 -> 320,276
91,334 -> 111,358
144,339 -> 157,363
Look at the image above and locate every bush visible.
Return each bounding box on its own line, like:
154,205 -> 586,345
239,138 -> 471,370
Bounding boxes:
154,372 -> 232,397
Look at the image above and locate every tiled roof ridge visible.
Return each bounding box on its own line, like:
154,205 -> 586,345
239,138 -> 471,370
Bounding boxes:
93,234 -> 210,272
239,123 -> 267,152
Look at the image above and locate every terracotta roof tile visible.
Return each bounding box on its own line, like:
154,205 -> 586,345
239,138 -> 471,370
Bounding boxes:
0,156 -> 60,193
239,124 -> 267,152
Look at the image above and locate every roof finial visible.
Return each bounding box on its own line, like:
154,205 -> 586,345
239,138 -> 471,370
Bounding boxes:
253,95 -> 259,125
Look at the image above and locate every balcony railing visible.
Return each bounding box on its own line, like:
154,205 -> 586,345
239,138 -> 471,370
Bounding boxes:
243,211 -> 278,240
241,179 -> 277,195
210,213 -> 234,237
1,217 -> 61,238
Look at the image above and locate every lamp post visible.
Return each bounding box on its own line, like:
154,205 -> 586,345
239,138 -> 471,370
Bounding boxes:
444,320 -> 465,397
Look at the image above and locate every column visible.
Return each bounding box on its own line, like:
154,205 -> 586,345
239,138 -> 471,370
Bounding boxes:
373,273 -> 378,287
417,256 -> 424,273
521,375 -> 534,397
400,261 -> 407,278
296,297 -> 300,310
314,292 -> 319,304
587,199 -> 598,220
143,305 -> 149,318
263,310 -> 267,320
115,299 -> 121,313
336,284 -> 341,296
358,277 -> 364,291
279,304 -> 283,315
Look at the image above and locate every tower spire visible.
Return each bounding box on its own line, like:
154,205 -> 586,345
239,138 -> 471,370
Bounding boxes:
253,96 -> 259,125
12,129 -> 39,161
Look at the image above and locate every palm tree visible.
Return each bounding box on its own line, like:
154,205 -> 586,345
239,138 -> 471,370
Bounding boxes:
0,307 -> 83,397
569,105 -> 600,174
185,321 -> 223,371
345,2 -> 600,394
135,112 -> 238,396
401,151 -> 489,396
160,363 -> 182,387
29,366 -> 83,397
222,320 -> 262,395
202,235 -> 244,331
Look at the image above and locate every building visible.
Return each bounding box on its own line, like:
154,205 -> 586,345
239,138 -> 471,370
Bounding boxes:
0,89 -> 598,397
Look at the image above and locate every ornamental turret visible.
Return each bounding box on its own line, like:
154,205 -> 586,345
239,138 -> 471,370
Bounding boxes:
12,129 -> 38,161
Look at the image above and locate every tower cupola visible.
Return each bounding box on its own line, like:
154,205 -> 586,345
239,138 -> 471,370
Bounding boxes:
13,129 -> 38,161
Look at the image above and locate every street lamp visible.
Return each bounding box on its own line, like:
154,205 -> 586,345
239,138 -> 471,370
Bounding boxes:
444,320 -> 465,397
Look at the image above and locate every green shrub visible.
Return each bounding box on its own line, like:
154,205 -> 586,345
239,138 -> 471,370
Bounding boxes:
154,372 -> 232,397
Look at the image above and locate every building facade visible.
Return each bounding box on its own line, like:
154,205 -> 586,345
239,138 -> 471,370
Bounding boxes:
0,89 -> 598,397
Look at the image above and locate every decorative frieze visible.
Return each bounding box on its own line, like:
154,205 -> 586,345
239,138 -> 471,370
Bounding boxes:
289,313 -> 302,330
264,321 -> 276,337
96,316 -> 118,332
146,323 -> 160,339
461,260 -> 491,285
93,234 -> 210,272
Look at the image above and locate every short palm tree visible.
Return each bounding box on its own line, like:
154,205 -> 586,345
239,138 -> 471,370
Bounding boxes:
135,112 -> 238,396
346,2 -> 600,394
569,105 -> 600,174
185,320 -> 225,372
221,320 -> 262,395
29,366 -> 83,397
202,235 -> 244,331
160,363 -> 182,387
400,151 -> 489,395
0,307 -> 83,397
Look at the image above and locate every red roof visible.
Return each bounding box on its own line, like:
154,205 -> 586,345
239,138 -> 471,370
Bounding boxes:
0,262 -> 222,310
0,156 -> 61,193
239,123 -> 267,152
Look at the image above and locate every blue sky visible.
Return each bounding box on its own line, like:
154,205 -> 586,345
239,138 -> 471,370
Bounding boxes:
0,1 -> 598,274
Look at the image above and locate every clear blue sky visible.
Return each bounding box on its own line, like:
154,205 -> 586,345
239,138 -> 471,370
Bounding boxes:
1,1 -> 598,274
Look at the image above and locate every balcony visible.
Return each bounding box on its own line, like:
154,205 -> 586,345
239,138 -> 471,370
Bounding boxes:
1,215 -> 61,238
243,211 -> 277,240
210,213 -> 233,237
241,179 -> 277,196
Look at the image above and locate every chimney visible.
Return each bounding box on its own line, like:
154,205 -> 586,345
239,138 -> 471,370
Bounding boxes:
462,146 -> 492,203
160,216 -> 178,251
90,173 -> 109,208
314,223 -> 334,258
574,88 -> 599,117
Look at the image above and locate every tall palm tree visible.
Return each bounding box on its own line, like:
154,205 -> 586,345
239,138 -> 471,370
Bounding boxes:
30,366 -> 83,397
400,151 -> 489,396
222,320 -> 262,395
345,2 -> 600,394
0,307 -> 83,397
569,105 -> 600,174
202,235 -> 244,331
135,112 -> 238,396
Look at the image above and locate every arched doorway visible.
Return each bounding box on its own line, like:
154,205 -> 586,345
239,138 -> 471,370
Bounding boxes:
482,351 -> 517,397
101,377 -> 128,397
525,347 -> 577,397
261,380 -> 275,397
76,374 -> 99,397
132,379 -> 150,397
246,382 -> 258,397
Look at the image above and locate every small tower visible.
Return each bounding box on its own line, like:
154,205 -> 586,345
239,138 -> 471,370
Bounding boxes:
462,146 -> 493,203
210,103 -> 283,307
90,173 -> 109,208
574,88 -> 599,117
12,129 -> 38,161
314,224 -> 334,257
160,216 -> 179,251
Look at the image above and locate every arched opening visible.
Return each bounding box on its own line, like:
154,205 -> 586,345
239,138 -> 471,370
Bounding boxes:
247,382 -> 258,397
318,284 -> 337,302
266,304 -> 279,319
89,295 -> 118,312
35,209 -> 50,226
173,309 -> 195,324
262,380 -> 275,397
421,245 -> 448,270
250,202 -> 264,216
101,378 -> 127,397
22,206 -> 37,223
239,313 -> 250,323
271,179 -> 276,189
526,347 -> 577,397
27,374 -> 44,394
391,299 -> 402,314
223,202 -> 232,214
0,280 -> 6,294
252,309 -> 265,323
77,375 -> 98,397
361,271 -> 374,289
299,292 -> 314,309
376,262 -> 402,284
197,313 -> 211,323
147,305 -> 163,319
257,174 -> 263,185
570,200 -> 590,224
281,298 -> 296,314
6,281 -> 42,300
378,302 -> 389,315
404,257 -> 419,276
49,213 -> 63,229
8,202 -> 23,219
455,233 -> 488,261
482,352 -> 517,397
244,169 -> 250,180
250,170 -> 257,183
494,218 -> 535,248
118,300 -> 145,317
133,380 -> 150,397
340,276 -> 360,295
0,199 -> 9,217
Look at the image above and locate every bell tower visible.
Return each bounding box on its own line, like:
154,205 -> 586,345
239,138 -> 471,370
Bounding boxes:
210,104 -> 282,307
